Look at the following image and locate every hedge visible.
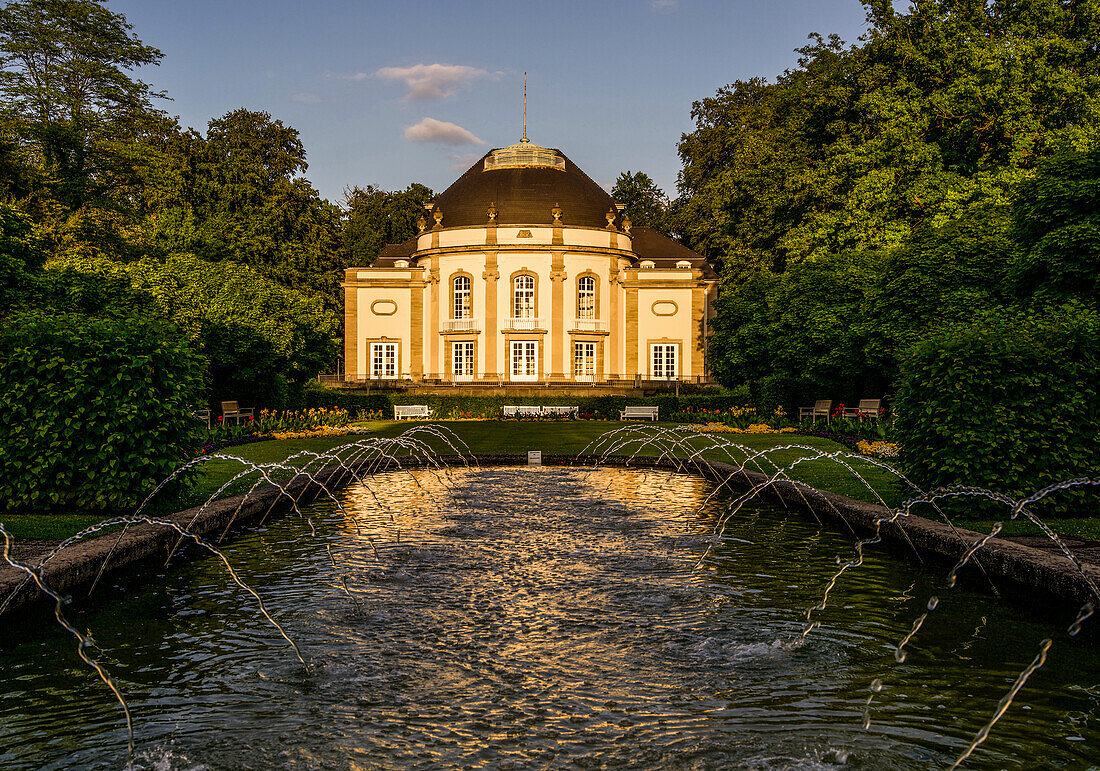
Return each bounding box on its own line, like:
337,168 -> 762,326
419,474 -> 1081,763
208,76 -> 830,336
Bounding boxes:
300,383 -> 757,421
0,312 -> 205,514
895,306 -> 1100,516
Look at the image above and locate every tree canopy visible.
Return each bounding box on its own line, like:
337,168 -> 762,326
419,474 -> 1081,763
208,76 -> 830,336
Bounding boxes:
341,183 -> 434,266
678,0 -> 1100,281
611,171 -> 671,236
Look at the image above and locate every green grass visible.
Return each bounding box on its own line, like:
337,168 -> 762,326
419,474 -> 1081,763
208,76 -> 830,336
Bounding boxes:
0,420 -> 1008,542
950,517 -> 1100,540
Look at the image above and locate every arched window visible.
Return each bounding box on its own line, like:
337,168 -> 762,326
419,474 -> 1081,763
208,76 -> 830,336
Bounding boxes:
453,275 -> 471,319
513,275 -> 535,318
577,276 -> 596,319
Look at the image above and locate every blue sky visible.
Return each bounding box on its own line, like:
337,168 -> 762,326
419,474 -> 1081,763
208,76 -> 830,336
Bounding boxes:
112,0 -> 875,204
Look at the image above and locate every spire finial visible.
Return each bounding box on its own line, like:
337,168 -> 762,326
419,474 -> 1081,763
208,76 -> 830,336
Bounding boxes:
521,72 -> 529,143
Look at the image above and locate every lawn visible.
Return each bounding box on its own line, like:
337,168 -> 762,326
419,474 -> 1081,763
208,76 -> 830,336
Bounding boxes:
4,420 -> 1079,542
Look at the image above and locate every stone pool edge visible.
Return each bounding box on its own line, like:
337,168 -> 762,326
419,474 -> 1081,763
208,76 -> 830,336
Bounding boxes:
2,453 -> 1097,620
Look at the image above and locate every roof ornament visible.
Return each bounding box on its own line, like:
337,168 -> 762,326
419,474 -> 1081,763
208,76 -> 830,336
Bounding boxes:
487,201 -> 497,222
432,208 -> 443,229
551,202 -> 562,224
521,72 -> 529,144
605,205 -> 618,230
621,213 -> 632,234
417,214 -> 427,233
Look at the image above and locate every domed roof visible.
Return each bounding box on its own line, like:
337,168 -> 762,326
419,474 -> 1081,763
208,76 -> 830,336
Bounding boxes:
429,141 -> 624,230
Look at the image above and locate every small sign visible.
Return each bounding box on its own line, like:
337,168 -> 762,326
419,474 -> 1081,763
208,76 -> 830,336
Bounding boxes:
528,450 -> 542,465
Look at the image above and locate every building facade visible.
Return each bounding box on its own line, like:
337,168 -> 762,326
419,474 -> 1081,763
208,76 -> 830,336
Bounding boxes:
342,139 -> 718,389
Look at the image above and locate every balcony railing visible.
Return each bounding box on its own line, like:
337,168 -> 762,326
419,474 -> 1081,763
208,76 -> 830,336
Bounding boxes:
505,317 -> 544,331
442,318 -> 480,332
571,318 -> 607,332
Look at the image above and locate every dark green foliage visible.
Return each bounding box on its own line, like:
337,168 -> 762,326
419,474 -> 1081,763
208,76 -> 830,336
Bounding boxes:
864,204 -> 1016,382
0,312 -> 204,513
895,307 -> 1100,514
610,171 -> 672,236
1010,146 -> 1100,307
341,183 -> 434,266
708,250 -> 887,413
0,201 -> 44,307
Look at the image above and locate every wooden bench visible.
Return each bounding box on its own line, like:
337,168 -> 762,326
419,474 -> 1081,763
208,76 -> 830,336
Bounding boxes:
799,399 -> 832,424
620,405 -> 659,421
194,409 -> 211,429
394,404 -> 430,420
842,399 -> 881,421
220,401 -> 253,426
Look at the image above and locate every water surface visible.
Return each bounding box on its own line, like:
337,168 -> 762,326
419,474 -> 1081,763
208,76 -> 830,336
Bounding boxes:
1,466 -> 1097,769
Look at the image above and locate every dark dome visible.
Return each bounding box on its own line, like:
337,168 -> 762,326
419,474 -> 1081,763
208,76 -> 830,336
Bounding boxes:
430,143 -> 623,230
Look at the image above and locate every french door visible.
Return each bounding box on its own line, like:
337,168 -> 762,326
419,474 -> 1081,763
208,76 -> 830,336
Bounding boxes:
370,342 -> 397,379
452,341 -> 475,381
574,341 -> 596,382
650,343 -> 678,380
510,340 -> 538,382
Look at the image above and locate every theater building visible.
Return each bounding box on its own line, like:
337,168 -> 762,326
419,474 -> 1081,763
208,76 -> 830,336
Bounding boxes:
341,137 -> 718,391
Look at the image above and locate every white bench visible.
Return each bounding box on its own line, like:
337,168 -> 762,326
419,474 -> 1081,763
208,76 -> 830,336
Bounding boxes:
394,404 -> 430,420
620,405 -> 659,421
503,405 -> 579,418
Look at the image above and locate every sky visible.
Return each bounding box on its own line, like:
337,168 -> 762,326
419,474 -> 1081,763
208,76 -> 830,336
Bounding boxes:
110,0 -> 876,204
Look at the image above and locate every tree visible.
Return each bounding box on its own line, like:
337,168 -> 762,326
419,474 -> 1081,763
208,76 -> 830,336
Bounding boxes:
0,0 -> 165,209
610,171 -> 671,236
1010,145 -> 1100,307
342,183 -> 433,265
678,1 -> 1100,281
142,110 -> 346,312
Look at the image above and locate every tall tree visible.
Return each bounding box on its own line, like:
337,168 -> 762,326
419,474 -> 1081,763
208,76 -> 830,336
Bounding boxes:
342,182 -> 433,265
678,0 -> 1100,282
0,0 -> 165,209
610,171 -> 671,236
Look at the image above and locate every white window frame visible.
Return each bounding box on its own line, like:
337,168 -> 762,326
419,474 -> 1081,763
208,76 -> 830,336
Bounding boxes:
650,343 -> 678,380
574,341 -> 596,382
510,340 -> 538,382
370,342 -> 398,379
577,276 -> 596,319
513,275 -> 535,319
453,275 -> 471,320
452,341 -> 475,380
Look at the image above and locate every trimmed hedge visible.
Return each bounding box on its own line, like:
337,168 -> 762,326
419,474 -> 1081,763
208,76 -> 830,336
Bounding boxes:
300,383 -> 757,421
0,313 -> 205,514
895,306 -> 1100,515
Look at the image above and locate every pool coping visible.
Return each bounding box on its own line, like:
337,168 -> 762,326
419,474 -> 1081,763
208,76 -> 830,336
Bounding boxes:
2,453 -> 1098,621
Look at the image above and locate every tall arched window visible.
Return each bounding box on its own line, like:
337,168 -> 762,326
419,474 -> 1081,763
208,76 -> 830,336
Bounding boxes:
577,276 -> 596,319
453,275 -> 471,319
513,275 -> 535,318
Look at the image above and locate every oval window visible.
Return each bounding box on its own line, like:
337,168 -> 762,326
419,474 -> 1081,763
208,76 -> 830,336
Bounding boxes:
371,300 -> 398,316
652,301 -> 678,316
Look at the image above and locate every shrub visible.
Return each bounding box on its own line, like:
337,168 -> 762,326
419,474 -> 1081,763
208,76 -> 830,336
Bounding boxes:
895,306 -> 1100,516
0,312 -> 205,514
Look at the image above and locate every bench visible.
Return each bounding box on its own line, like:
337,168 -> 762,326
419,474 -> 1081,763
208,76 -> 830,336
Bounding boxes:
194,409 -> 211,429
620,405 -> 659,421
799,399 -> 832,424
220,401 -> 253,426
394,404 -> 431,420
541,406 -> 579,419
503,405 -> 579,418
842,399 -> 881,422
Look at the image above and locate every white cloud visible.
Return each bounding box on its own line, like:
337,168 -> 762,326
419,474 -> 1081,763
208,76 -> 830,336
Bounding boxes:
291,92 -> 320,104
376,63 -> 491,100
404,118 -> 484,145
651,0 -> 678,11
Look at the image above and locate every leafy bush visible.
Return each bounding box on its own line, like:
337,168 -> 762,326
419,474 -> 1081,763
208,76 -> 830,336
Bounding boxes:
895,306 -> 1100,515
0,312 -> 205,513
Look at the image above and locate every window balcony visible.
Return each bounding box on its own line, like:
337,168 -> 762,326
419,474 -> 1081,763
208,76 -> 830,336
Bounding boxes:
506,317 -> 544,331
572,318 -> 607,332
442,318 -> 480,332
